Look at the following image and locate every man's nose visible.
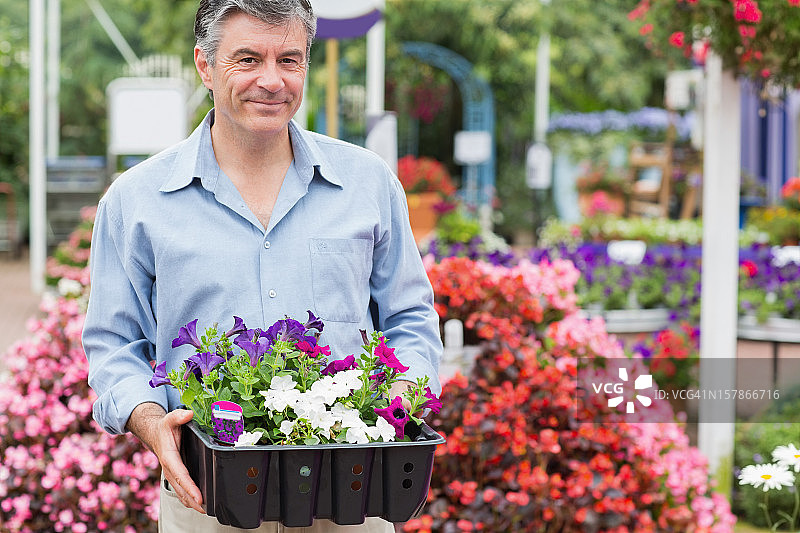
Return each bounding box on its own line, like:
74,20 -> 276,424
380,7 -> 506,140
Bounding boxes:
255,62 -> 285,92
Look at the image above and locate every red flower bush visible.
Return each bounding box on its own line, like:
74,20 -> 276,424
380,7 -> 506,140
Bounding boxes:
0,209 -> 160,532
397,155 -> 457,196
419,256 -> 736,532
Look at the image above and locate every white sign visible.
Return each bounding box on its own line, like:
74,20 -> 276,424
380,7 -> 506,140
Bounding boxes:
107,77 -> 189,155
311,0 -> 383,18
453,130 -> 492,166
525,143 -> 552,189
607,240 -> 647,265
665,69 -> 703,111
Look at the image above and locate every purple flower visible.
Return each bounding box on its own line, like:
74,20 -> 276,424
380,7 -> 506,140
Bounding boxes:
322,354 -> 357,376
375,396 -> 409,439
263,318 -> 316,346
187,351 -> 225,377
304,310 -> 324,333
422,387 -> 442,414
172,319 -> 202,349
375,339 -> 409,373
148,361 -> 170,388
234,328 -> 264,346
238,337 -> 271,367
224,316 -> 247,338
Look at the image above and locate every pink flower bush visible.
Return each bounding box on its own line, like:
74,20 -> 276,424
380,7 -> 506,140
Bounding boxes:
0,208 -> 160,531
420,256 -> 736,531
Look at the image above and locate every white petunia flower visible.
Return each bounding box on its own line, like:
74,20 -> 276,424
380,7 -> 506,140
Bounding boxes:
233,430 -> 263,447
773,444 -> 800,473
279,419 -> 296,437
365,416 -> 396,442
308,376 -> 341,405
739,463 -> 795,491
261,388 -> 301,412
331,403 -> 363,428
333,369 -> 363,392
346,425 -> 370,445
269,374 -> 297,392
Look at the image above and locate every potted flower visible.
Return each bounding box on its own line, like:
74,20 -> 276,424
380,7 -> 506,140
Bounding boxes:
575,163 -> 630,217
743,177 -> 800,246
396,155 -> 457,242
149,312 -> 444,528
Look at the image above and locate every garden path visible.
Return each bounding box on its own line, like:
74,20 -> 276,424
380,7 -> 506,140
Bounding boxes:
0,248 -> 41,368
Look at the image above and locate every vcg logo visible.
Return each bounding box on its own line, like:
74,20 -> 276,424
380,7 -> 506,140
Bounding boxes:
591,368 -> 653,413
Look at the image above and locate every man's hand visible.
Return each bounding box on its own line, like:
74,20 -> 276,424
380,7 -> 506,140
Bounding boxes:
127,403 -> 205,514
387,380 -> 415,412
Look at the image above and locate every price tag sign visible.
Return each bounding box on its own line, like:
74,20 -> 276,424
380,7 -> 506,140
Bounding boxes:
607,240 -> 647,265
211,401 -> 244,444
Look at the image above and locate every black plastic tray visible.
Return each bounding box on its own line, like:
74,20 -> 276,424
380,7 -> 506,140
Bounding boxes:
180,420 -> 445,528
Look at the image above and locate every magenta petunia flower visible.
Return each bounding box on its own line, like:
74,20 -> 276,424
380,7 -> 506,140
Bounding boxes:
172,319 -> 202,349
374,396 -> 409,439
321,354 -> 357,376
422,387 -> 442,414
148,361 -> 170,388
375,340 -> 409,373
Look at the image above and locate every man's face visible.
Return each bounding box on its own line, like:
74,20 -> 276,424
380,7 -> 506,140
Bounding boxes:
195,12 -> 308,139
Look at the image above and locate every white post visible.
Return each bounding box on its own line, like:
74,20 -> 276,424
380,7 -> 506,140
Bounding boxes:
46,0 -> 60,159
366,16 -> 385,117
534,31 -> 550,143
698,51 -> 739,497
29,0 -> 47,294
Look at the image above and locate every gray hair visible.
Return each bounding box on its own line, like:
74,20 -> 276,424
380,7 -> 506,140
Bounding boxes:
194,0 -> 317,66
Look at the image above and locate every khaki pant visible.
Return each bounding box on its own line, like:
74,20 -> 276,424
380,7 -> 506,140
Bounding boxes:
158,477 -> 396,533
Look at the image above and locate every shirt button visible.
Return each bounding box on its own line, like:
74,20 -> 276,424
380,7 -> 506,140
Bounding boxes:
264,241 -> 271,249
268,289 -> 277,298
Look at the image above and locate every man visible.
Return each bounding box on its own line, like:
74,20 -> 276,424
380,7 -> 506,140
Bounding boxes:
82,1 -> 443,531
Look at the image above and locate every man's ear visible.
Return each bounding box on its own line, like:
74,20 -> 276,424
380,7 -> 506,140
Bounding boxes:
194,46 -> 214,90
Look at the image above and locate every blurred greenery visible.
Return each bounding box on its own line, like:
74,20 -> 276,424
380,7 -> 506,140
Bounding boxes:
1,0 -> 671,242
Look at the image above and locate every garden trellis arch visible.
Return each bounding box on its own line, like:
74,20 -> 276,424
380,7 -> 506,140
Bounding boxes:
402,41 -> 495,209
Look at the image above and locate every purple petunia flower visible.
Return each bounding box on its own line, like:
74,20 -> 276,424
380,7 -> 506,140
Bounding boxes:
238,337 -> 271,367
149,361 -> 170,388
304,310 -> 324,333
422,387 -> 442,414
187,351 -> 225,377
172,319 -> 202,349
321,354 -> 357,376
375,340 -> 409,374
374,396 -> 409,439
224,316 -> 247,339
263,318 -> 316,347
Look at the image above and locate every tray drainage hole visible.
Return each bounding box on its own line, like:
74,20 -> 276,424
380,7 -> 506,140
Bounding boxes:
351,480 -> 362,491
299,465 -> 312,477
403,462 -> 414,473
299,482 -> 312,494
352,464 -> 363,475
246,484 -> 258,495
402,479 -> 413,489
247,467 -> 259,478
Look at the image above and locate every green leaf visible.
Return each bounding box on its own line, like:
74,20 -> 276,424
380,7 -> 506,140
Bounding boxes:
219,387 -> 232,401
304,436 -> 320,446
180,389 -> 196,407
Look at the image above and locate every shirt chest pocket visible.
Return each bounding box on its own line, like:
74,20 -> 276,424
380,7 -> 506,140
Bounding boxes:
309,238 -> 372,323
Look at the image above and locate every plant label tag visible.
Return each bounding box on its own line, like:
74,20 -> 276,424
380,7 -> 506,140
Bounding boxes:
607,240 -> 647,265
211,401 -> 244,444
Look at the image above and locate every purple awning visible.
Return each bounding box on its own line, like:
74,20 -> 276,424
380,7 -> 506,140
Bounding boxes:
316,9 -> 382,39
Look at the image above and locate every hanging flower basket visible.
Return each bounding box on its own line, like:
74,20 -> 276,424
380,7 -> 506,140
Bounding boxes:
180,419 -> 444,528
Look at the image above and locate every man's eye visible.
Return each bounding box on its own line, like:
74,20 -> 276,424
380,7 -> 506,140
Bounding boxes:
240,57 -> 257,64
280,58 -> 298,65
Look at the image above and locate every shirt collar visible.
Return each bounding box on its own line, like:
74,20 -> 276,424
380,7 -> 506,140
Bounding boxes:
159,110 -> 343,193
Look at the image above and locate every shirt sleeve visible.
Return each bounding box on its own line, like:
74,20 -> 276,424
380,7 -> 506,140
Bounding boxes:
82,197 -> 167,435
370,173 -> 443,396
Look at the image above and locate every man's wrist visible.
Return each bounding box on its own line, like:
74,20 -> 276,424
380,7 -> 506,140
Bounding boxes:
126,402 -> 167,452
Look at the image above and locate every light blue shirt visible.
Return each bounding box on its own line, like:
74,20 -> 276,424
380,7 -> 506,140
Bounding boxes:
83,111 -> 442,435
